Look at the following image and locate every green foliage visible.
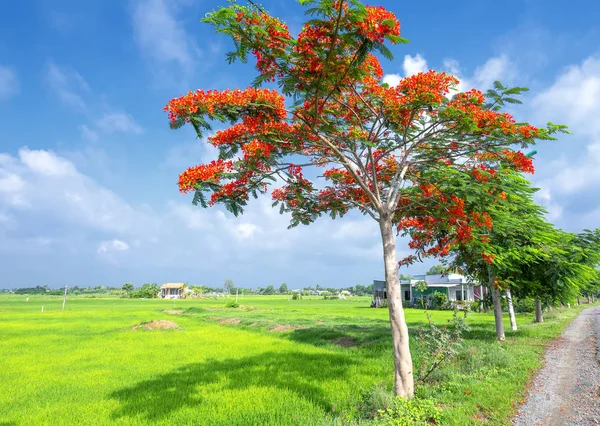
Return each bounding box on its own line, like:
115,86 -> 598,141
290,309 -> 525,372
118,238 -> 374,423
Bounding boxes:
122,283 -> 134,293
469,300 -> 481,313
416,309 -> 470,384
376,397 -> 441,425
129,283 -> 160,299
263,285 -> 276,295
432,291 -> 449,310
291,292 -> 302,300
223,279 -> 235,294
513,297 -> 535,313
358,382 -> 395,419
225,301 -> 240,308
323,293 -> 339,300
279,283 -> 289,294
426,265 -> 445,275
414,280 -> 428,293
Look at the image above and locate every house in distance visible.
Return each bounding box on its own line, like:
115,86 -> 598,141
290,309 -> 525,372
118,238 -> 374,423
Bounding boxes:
160,283 -> 185,299
372,273 -> 487,308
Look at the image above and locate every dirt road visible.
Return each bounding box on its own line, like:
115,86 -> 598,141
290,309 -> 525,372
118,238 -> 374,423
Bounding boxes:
513,306 -> 600,426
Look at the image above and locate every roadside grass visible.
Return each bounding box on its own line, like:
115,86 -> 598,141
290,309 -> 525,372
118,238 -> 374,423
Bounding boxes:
0,294 -> 592,425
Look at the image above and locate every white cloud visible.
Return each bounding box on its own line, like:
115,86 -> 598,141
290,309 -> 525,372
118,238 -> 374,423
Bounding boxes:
96,112 -> 143,134
532,56 -> 600,137
441,55 -> 515,94
403,54 -> 428,77
528,56 -> 600,229
169,202 -> 219,231
235,223 -> 260,239
382,74 -> 401,87
0,171 -> 24,193
98,239 -> 130,253
0,65 -> 19,101
20,148 -> 77,177
534,187 -> 563,221
333,220 -> 377,240
44,62 -> 89,111
382,54 -> 428,87
0,148 -> 158,235
130,0 -> 200,73
80,125 -> 99,142
472,55 -> 515,90
0,146 -> 414,287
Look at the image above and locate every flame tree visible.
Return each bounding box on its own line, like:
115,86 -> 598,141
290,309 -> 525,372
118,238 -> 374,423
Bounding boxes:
164,0 -> 565,398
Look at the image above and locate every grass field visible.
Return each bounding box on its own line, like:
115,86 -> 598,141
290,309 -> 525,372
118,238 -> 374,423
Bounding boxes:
0,294 -> 592,425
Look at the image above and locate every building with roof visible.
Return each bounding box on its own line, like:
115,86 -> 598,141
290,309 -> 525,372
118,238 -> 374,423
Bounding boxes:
160,283 -> 185,299
372,273 -> 486,307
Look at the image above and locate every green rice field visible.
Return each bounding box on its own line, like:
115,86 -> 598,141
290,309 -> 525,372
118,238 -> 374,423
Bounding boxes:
0,295 -> 590,425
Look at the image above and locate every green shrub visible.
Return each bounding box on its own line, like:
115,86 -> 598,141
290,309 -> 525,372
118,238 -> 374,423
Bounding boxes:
432,292 -> 448,310
376,397 -> 441,425
357,383 -> 395,419
416,309 -> 470,383
416,298 -> 428,309
291,293 -> 302,300
469,300 -> 481,312
130,283 -> 160,299
513,297 -> 535,313
225,301 -> 240,308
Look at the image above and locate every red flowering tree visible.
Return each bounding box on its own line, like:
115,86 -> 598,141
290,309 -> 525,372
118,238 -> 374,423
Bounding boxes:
164,0 -> 564,398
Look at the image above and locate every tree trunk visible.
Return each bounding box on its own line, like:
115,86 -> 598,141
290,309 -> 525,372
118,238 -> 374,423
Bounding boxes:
505,288 -> 517,331
380,218 -> 414,399
577,297 -> 580,305
534,299 -> 543,323
488,267 -> 505,341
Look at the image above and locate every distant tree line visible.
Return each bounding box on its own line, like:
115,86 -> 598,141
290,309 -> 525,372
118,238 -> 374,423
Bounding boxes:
7,281 -> 377,298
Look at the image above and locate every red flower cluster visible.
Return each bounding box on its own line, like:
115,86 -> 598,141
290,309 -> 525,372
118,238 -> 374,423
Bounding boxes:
482,252 -> 495,264
471,165 -> 496,182
383,71 -> 458,125
241,140 -> 277,160
178,160 -> 233,194
164,88 -> 286,125
355,6 -> 400,43
502,150 -> 535,174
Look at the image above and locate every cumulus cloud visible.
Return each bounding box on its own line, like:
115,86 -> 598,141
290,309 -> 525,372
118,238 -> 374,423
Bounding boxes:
19,148 -> 77,177
383,53 -> 513,93
403,54 -> 428,77
1,147 -> 399,286
382,54 -> 428,87
529,56 -> 600,226
0,65 -> 19,101
472,55 -> 515,90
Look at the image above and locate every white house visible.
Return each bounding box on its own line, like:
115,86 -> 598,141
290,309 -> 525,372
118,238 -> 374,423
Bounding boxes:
372,273 -> 487,307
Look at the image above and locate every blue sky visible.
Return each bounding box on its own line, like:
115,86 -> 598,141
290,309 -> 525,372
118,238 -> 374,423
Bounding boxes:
0,0 -> 599,289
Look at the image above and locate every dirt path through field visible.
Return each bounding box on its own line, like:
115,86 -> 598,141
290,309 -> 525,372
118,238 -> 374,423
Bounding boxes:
513,306 -> 600,426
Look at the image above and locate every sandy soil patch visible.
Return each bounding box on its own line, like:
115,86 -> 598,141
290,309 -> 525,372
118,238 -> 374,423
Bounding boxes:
333,337 -> 359,347
218,318 -> 241,326
132,320 -> 179,331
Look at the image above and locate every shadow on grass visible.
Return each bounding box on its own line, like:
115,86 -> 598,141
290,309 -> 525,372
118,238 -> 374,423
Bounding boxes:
288,323 -> 391,348
109,351 -> 357,422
